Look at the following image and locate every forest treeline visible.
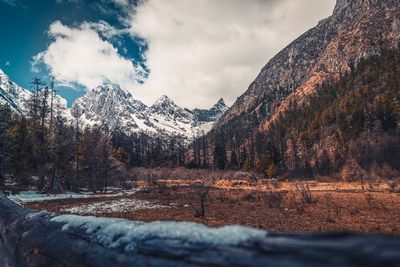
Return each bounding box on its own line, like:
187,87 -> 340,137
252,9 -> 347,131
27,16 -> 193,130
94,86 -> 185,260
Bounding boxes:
0,80 -> 188,192
191,47 -> 400,180
1,47 -> 400,191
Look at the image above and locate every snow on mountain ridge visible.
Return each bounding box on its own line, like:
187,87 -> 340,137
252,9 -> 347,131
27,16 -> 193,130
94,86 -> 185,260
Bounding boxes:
0,70 -> 227,139
72,83 -> 227,138
192,98 -> 228,123
0,69 -> 31,114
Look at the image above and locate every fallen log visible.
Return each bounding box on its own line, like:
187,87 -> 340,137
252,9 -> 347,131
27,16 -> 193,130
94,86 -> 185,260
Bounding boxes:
0,196 -> 399,267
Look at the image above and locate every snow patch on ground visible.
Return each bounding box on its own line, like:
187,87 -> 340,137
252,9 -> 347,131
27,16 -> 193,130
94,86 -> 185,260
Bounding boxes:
8,189 -> 139,204
51,215 -> 267,251
61,198 -> 168,215
8,191 -> 94,204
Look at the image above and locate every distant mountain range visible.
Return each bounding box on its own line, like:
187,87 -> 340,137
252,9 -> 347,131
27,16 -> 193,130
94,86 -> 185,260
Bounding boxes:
0,69 -> 228,138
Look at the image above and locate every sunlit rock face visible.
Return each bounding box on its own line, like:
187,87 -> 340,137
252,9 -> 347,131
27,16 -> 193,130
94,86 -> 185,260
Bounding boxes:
215,0 -> 400,131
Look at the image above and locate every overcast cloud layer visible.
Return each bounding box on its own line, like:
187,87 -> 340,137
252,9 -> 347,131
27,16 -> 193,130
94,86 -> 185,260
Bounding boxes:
34,0 -> 336,108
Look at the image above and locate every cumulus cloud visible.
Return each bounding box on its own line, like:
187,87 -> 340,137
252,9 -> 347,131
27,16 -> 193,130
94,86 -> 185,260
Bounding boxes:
33,0 -> 336,109
128,0 -> 336,108
32,21 -> 144,92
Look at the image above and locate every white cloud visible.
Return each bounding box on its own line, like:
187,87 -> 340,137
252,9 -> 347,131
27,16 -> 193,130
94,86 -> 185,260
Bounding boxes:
110,0 -> 129,7
32,1 -> 336,109
128,0 -> 336,108
1,0 -> 17,6
32,21 -> 144,92
85,20 -> 127,39
56,0 -> 81,4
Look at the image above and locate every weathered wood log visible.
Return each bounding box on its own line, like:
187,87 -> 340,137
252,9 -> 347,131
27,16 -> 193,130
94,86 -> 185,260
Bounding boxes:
0,195 -> 400,267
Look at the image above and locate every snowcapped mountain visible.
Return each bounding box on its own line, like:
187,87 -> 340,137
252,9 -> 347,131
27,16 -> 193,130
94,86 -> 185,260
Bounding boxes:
193,98 -> 228,123
71,83 -> 228,138
0,69 -> 70,119
71,83 -> 150,130
0,69 -> 227,138
0,69 -> 31,114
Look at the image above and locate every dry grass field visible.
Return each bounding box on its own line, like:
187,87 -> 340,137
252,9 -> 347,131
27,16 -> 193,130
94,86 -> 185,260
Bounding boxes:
24,179 -> 400,235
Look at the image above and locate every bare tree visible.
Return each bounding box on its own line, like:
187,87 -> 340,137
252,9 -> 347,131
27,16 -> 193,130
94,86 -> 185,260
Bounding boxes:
294,181 -> 317,205
193,180 -> 213,217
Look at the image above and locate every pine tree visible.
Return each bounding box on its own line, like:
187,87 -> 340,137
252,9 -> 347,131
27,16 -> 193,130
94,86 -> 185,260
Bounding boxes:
8,117 -> 34,186
213,132 -> 226,170
0,104 -> 11,189
229,150 -> 239,170
51,106 -> 72,192
98,125 -> 113,193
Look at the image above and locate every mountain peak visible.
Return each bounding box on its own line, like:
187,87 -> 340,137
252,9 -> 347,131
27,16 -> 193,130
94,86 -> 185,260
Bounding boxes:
216,0 -> 400,129
214,98 -> 226,108
155,95 -> 174,104
333,0 -> 350,14
92,83 -> 134,100
151,95 -> 178,111
0,69 -> 33,114
0,68 -> 9,82
0,68 -> 223,139
96,82 -> 123,92
192,98 -> 229,124
333,0 -> 398,15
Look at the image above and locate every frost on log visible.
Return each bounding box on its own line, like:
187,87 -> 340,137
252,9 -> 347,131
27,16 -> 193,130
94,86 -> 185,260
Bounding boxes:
0,196 -> 399,267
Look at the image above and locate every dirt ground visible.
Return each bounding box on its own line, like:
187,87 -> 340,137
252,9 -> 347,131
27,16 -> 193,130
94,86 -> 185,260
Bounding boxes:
24,180 -> 400,235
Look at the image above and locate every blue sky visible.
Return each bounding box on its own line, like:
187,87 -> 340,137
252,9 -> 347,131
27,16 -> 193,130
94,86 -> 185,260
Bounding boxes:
0,0 -> 335,108
0,0 -> 144,106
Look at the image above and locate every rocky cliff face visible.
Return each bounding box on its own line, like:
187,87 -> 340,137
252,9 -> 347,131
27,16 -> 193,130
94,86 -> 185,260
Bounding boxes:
215,0 -> 400,131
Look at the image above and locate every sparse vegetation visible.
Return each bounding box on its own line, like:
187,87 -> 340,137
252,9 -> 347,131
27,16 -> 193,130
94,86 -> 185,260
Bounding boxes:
264,191 -> 285,208
388,180 -> 400,193
192,180 -> 212,218
19,178 -> 400,235
294,181 -> 318,205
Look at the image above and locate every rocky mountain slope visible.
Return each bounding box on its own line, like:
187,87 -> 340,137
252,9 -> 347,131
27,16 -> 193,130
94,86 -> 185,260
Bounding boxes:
71,83 -> 228,137
195,0 -> 400,177
0,69 -> 31,114
216,0 -> 400,131
0,70 -> 227,139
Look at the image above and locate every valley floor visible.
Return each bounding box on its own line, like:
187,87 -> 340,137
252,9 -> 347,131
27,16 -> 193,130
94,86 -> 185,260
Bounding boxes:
16,180 -> 400,235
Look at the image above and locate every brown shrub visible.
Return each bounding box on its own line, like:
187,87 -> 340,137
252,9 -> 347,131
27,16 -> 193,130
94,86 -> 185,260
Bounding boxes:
285,192 -> 305,214
322,193 -> 341,216
294,181 -> 318,205
388,181 -> 400,193
269,179 -> 282,189
265,191 -> 286,208
242,192 -> 259,202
